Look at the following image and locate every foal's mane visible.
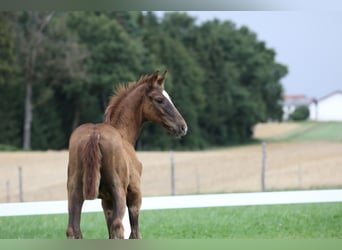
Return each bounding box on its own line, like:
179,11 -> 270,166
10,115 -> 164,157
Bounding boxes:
104,75 -> 150,123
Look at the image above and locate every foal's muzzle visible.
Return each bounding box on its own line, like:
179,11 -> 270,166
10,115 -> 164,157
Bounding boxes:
173,123 -> 188,138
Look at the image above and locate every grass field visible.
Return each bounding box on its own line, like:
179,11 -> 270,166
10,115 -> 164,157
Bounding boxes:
1,202 -> 341,239
254,121 -> 342,142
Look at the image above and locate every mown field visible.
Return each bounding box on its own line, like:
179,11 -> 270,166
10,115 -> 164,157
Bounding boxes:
0,122 -> 342,202
1,122 -> 342,202
1,202 -> 341,239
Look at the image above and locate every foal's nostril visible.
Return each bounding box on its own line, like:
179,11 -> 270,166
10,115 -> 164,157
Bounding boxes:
180,124 -> 188,135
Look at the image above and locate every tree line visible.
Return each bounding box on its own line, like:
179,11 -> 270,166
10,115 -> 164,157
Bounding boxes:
0,11 -> 288,151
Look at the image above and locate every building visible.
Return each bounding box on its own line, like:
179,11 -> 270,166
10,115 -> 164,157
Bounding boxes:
309,90 -> 342,121
282,95 -> 312,121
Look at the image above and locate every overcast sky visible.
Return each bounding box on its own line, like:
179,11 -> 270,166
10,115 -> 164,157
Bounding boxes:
156,11 -> 342,98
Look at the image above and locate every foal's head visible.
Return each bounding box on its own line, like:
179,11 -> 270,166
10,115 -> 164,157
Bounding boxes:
143,71 -> 188,138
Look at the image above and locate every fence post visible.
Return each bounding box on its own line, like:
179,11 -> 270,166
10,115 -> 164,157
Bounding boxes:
18,166 -> 24,202
297,164 -> 302,189
170,150 -> 175,196
6,180 -> 10,202
261,142 -> 267,192
196,167 -> 200,194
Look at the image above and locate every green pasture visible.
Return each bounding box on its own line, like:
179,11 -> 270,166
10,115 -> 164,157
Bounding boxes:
1,202 -> 341,239
267,122 -> 342,142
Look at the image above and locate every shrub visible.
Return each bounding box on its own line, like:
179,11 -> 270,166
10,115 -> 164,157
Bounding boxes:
290,105 -> 310,121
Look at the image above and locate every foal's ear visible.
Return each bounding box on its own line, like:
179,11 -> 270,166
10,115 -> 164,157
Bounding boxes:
157,70 -> 167,87
149,70 -> 159,84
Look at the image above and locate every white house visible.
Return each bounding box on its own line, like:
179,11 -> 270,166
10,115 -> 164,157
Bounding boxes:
309,90 -> 342,121
282,95 -> 312,120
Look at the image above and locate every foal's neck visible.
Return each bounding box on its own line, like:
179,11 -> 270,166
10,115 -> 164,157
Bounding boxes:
106,85 -> 145,145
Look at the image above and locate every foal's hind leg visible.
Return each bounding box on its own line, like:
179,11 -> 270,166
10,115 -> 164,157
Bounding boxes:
101,188 -> 126,239
127,182 -> 142,239
101,198 -> 114,238
66,189 -> 84,239
66,170 -> 84,239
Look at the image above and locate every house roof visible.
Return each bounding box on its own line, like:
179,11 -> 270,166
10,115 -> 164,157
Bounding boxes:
316,90 -> 342,102
283,95 -> 307,100
283,90 -> 342,106
282,95 -> 312,106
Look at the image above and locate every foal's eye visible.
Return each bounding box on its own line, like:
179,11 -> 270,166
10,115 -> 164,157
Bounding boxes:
155,98 -> 164,104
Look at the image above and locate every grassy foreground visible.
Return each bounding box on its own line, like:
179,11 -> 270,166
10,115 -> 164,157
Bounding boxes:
0,202 -> 341,239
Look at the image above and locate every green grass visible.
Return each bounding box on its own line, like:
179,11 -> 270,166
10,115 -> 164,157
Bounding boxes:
1,203 -> 341,239
267,122 -> 342,142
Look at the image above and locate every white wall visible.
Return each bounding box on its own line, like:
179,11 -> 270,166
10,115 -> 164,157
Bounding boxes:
310,92 -> 342,121
283,105 -> 296,120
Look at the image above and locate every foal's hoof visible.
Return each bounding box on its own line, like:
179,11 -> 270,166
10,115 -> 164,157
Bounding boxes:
66,228 -> 83,239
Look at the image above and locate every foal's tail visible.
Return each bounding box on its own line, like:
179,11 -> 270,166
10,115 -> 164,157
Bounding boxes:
82,131 -> 102,200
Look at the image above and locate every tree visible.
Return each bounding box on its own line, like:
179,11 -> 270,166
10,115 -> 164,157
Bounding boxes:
138,12 -> 206,149
290,105 -> 309,121
0,12 -> 22,149
1,11 -> 288,150
194,20 -> 238,144
193,20 -> 287,144
30,13 -> 89,149
16,11 -> 54,150
67,12 -> 154,115
14,12 -> 90,149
